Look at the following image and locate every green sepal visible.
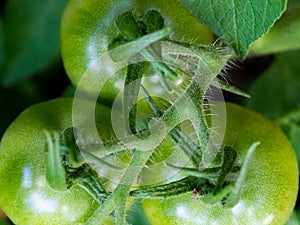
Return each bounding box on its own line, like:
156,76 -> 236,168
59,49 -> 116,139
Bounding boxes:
143,10 -> 165,33
224,142 -> 260,208
213,146 -> 237,194
108,36 -> 127,52
201,184 -> 233,205
80,148 -> 123,171
167,164 -> 220,182
60,127 -> 85,169
44,130 -> 67,191
66,164 -> 108,204
115,11 -> 141,40
130,176 -> 199,199
215,78 -> 250,98
169,128 -> 202,165
108,27 -> 170,62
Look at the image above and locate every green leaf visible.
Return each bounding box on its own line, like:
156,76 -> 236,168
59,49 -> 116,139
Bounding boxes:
179,0 -> 287,58
246,51 -> 300,119
0,0 -> 66,85
250,3 -> 300,55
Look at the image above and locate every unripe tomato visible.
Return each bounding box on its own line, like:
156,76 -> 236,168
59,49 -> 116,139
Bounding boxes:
0,98 -> 189,224
142,102 -> 298,225
61,0 -> 213,104
0,98 -> 116,225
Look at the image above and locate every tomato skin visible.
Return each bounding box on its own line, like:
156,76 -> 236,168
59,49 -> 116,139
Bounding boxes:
142,102 -> 298,225
0,98 -> 116,225
61,0 -> 213,102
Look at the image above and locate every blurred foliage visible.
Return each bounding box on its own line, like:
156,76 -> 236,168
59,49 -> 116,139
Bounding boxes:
286,209 -> 300,225
246,51 -> 300,119
245,51 -> 300,180
0,0 -> 70,137
250,3 -> 300,55
0,19 -> 3,65
0,0 -> 67,85
0,58 -> 70,136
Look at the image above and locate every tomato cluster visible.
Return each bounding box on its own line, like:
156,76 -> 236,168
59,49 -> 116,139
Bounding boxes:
0,0 -> 298,225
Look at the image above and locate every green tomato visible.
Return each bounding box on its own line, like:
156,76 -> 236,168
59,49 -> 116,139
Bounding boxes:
0,98 -> 116,225
0,97 -> 190,224
142,102 -> 298,225
61,0 -> 213,104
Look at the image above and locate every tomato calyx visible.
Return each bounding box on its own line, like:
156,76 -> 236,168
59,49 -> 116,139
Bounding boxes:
113,9 -> 165,42
44,128 -> 109,204
110,9 -> 177,80
59,127 -> 85,170
130,136 -> 261,208
66,164 -> 108,204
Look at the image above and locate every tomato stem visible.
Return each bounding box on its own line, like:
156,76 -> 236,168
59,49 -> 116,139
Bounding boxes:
141,86 -> 202,165
123,62 -> 144,134
85,150 -> 155,225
